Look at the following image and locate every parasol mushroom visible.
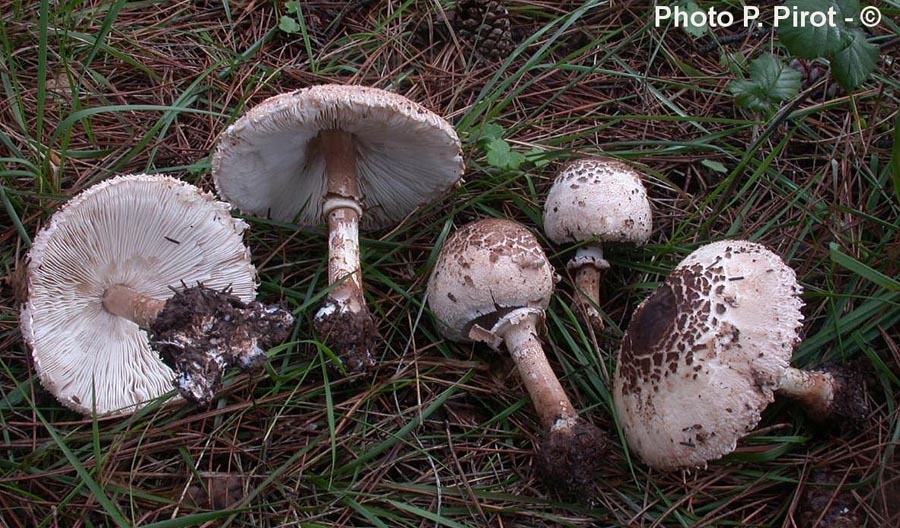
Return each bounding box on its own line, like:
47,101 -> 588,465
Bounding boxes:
543,157 -> 652,331
21,174 -> 293,414
428,218 -> 607,493
613,240 -> 868,470
212,84 -> 463,374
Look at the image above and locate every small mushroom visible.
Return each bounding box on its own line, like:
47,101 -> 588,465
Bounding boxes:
428,218 -> 607,492
20,175 -> 294,415
212,84 -> 464,375
613,240 -> 868,470
542,158 -> 652,331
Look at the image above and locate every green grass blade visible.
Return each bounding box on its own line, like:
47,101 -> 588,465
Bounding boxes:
829,242 -> 900,291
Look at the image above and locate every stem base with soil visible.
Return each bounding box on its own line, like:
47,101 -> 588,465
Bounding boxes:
776,365 -> 869,421
151,286 -> 294,405
498,311 -> 608,495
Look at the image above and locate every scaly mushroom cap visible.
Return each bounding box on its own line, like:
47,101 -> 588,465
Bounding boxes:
212,84 -> 464,230
543,158 -> 652,245
20,174 -> 257,415
613,240 -> 804,470
427,219 -> 554,343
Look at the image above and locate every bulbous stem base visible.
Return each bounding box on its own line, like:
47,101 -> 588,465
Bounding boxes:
536,418 -> 607,497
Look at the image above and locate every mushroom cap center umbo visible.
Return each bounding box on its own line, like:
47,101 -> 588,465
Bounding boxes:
613,240 -> 803,470
543,157 -> 653,245
427,219 -> 554,343
212,84 -> 464,230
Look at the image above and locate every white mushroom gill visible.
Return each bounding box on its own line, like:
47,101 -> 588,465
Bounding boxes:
212,85 -> 464,230
22,174 -> 257,415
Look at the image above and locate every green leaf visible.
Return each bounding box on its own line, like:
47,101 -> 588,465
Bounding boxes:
719,51 -> 747,76
284,0 -> 302,14
829,242 -> 900,291
675,0 -> 708,38
485,138 -> 524,170
507,151 -> 525,170
278,15 -> 301,34
834,0 -> 861,19
485,138 -> 511,168
526,146 -> 551,168
778,0 -> 848,58
891,114 -> 900,205
728,54 -> 802,112
830,28 -> 879,89
701,159 -> 728,173
476,122 -> 504,142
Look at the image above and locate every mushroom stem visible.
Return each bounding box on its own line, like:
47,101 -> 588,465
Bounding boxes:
102,285 -> 165,327
568,244 -> 609,332
573,266 -> 603,330
776,367 -> 835,419
324,206 -> 364,310
498,312 -> 577,429
499,310 -> 607,494
321,129 -> 359,199
315,129 -> 378,374
321,129 -> 365,309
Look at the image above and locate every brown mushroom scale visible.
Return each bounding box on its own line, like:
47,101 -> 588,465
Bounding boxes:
428,219 -> 607,493
543,158 -> 652,332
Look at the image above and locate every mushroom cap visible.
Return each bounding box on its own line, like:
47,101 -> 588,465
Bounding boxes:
543,158 -> 652,246
211,84 -> 464,230
20,174 -> 257,415
612,240 -> 804,470
427,219 -> 554,343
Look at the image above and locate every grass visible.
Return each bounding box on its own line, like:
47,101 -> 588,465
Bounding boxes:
1,0 -> 898,526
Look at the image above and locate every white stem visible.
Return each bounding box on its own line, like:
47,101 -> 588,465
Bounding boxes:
776,367 -> 835,419
568,244 -> 609,331
320,129 -> 366,313
499,312 -> 578,430
325,206 -> 363,311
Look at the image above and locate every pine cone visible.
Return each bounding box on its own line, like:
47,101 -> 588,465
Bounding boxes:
455,0 -> 514,61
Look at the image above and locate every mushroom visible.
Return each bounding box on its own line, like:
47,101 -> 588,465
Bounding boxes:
428,218 -> 607,492
542,158 -> 652,331
613,240 -> 868,470
20,174 -> 294,415
212,84 -> 463,374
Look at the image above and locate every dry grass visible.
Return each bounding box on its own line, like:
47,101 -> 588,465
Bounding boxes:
1,0 -> 898,526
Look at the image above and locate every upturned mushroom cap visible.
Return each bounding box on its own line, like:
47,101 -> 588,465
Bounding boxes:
20,174 -> 257,415
211,84 -> 464,230
543,158 -> 652,246
613,240 -> 804,470
427,219 -> 554,343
